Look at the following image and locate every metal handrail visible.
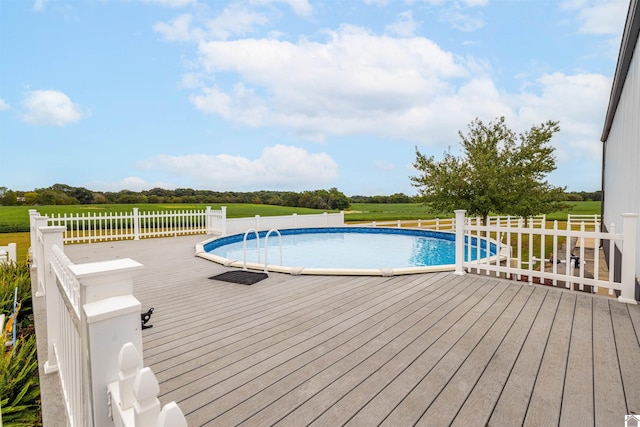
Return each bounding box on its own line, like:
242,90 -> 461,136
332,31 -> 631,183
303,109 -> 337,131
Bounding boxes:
242,229 -> 261,270
264,229 -> 283,273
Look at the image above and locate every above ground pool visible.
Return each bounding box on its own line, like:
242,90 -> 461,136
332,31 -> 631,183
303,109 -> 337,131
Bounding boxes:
197,227 -> 497,276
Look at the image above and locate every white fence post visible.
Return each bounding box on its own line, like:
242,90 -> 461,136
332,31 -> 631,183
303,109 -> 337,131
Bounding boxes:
84,295 -> 142,425
619,213 -> 639,304
72,258 -> 144,425
221,206 -> 227,235
205,206 -> 212,234
454,210 -> 466,275
0,243 -> 16,264
33,216 -> 49,297
133,208 -> 140,241
40,226 -> 67,374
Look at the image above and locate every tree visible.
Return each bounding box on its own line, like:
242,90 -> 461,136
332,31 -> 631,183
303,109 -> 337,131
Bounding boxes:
411,116 -> 566,223
0,187 -> 17,206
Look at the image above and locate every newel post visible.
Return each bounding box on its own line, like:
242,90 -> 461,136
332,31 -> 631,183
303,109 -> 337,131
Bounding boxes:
71,258 -> 144,425
33,216 -> 49,297
205,206 -> 212,234
454,210 -> 466,275
40,226 -> 66,374
619,213 -> 639,304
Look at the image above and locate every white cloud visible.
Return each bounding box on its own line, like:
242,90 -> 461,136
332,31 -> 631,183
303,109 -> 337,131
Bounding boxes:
21,89 -> 90,127
363,0 -> 390,6
154,5 -> 269,41
138,144 -> 338,190
87,177 -> 176,192
205,3 -> 270,40
375,160 -> 396,171
438,6 -> 485,32
189,25 -> 468,142
386,11 -> 419,37
512,72 -> 611,161
0,99 -> 10,111
251,0 -> 313,17
140,0 -> 196,8
562,0 -> 627,35
33,0 -> 46,12
153,14 -> 202,42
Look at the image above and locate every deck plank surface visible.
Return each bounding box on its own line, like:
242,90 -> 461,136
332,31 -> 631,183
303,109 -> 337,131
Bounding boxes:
59,235 -> 640,427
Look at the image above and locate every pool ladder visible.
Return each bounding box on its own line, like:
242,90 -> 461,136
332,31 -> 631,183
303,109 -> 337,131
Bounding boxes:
242,228 -> 283,273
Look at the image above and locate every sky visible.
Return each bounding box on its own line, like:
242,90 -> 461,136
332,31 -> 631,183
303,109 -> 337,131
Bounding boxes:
0,0 -> 630,196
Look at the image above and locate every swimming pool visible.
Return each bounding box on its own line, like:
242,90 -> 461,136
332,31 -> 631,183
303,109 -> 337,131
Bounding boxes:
196,227 -> 497,276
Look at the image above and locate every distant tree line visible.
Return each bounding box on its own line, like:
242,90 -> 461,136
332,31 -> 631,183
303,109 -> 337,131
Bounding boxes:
564,191 -> 602,202
0,184 -> 351,210
0,184 -> 601,209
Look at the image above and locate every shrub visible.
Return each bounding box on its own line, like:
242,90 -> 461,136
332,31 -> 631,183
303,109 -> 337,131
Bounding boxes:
0,335 -> 41,426
0,262 -> 41,426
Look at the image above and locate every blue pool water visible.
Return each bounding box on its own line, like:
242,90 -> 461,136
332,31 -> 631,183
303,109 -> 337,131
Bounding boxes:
204,227 -> 494,270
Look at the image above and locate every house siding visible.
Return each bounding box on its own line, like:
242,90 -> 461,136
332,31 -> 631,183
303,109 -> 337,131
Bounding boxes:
602,22 -> 640,292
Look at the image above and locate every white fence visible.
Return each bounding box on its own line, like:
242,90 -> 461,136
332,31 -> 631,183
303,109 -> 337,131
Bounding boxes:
355,215 -> 550,231
224,211 -> 344,235
42,206 -> 225,243
453,210 -> 637,303
0,243 -> 16,264
36,206 -> 346,243
31,219 -> 187,426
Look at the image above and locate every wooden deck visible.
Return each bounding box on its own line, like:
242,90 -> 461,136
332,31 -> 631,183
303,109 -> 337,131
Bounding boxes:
59,235 -> 640,426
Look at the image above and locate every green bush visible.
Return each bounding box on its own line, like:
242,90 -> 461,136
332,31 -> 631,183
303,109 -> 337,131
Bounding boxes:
0,263 -> 32,327
0,262 -> 41,426
0,336 -> 41,426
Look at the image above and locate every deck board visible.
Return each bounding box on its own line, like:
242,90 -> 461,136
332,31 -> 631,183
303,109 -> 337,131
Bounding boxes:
523,292 -> 575,427
55,235 -> 640,427
559,294 -> 594,425
593,298 -> 628,425
609,302 -> 640,415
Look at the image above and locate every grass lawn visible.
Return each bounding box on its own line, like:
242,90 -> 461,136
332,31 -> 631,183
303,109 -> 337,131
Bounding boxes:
0,204 -> 329,233
346,201 -> 601,222
0,232 -> 30,265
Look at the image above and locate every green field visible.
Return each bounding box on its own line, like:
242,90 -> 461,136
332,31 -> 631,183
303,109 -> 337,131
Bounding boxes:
346,201 -> 601,222
0,204 -> 329,233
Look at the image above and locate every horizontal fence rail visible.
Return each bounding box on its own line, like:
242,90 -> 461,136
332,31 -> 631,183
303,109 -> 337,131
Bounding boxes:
355,215 -> 548,232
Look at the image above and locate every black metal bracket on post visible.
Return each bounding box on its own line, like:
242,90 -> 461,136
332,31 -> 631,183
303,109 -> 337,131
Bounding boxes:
141,307 -> 154,330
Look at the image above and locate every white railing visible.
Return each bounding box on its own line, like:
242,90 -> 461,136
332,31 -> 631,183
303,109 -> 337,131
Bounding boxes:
354,215 -> 547,231
453,210 -> 638,304
44,206 -> 225,243
38,206 -> 344,243
357,218 -> 455,231
224,211 -> 345,235
31,221 -> 186,426
0,243 -> 16,264
567,213 -> 601,231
